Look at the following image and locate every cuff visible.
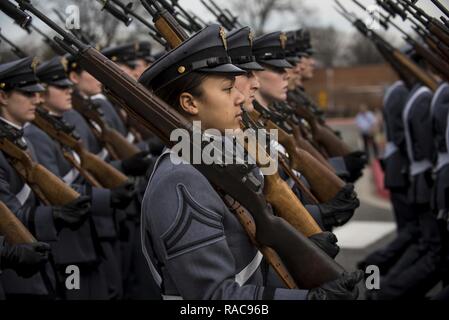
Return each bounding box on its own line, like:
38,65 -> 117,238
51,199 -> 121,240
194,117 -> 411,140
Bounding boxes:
33,207 -> 58,241
305,205 -> 325,230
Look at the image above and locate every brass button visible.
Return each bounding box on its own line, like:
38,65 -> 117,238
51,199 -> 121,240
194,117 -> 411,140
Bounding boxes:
178,66 -> 186,74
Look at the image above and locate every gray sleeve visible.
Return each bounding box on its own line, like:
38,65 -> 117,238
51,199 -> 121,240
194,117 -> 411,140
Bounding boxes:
0,166 -> 57,241
305,205 -> 325,230
145,165 -> 308,300
328,157 -> 349,177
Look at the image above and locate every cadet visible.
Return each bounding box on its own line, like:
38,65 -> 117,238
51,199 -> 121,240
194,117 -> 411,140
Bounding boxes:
251,31 -> 359,232
30,56 -> 140,299
0,57 -> 90,299
138,24 -> 362,300
0,236 -> 50,300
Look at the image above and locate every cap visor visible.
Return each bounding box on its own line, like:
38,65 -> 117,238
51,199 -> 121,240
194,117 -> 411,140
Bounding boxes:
50,78 -> 73,87
238,61 -> 265,71
199,63 -> 246,76
286,56 -> 300,64
18,83 -> 45,93
259,59 -> 293,69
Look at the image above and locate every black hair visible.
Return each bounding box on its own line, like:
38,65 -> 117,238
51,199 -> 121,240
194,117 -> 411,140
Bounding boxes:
154,72 -> 209,114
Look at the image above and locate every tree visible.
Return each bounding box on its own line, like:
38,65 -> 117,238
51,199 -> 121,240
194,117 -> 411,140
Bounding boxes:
230,0 -> 314,35
309,26 -> 344,68
340,32 -> 384,66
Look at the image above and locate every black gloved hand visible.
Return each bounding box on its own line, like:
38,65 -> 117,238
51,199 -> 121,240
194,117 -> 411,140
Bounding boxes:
343,151 -> 368,183
307,270 -> 364,300
309,232 -> 340,259
53,196 -> 91,231
1,242 -> 50,278
122,151 -> 154,176
110,180 -> 136,210
318,184 -> 360,230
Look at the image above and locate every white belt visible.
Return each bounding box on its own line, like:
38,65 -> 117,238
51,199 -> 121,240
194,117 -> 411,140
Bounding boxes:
383,142 -> 398,160
235,251 -> 263,286
126,132 -> 135,143
436,152 -> 449,173
16,184 -> 31,206
410,159 -> 433,176
97,148 -> 108,161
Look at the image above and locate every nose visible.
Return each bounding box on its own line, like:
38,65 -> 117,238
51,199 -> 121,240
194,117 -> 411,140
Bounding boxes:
283,70 -> 290,81
30,93 -> 40,105
251,76 -> 260,91
234,88 -> 245,106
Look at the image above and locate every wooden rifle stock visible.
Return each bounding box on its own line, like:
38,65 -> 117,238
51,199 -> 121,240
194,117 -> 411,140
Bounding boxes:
71,92 -> 140,160
0,138 -> 80,206
392,49 -> 439,91
0,201 -> 36,244
32,112 -> 128,189
429,22 -> 449,47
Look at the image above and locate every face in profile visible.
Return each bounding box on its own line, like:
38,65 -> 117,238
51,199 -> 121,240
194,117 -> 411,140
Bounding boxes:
255,67 -> 290,102
179,75 -> 245,133
0,90 -> 40,125
234,71 -> 260,112
69,70 -> 102,96
43,85 -> 73,115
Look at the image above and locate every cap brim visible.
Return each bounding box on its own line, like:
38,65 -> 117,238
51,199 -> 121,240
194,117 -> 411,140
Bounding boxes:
286,56 -> 300,64
259,59 -> 293,69
49,78 -> 73,87
18,83 -> 45,93
199,63 -> 247,76
237,61 -> 265,71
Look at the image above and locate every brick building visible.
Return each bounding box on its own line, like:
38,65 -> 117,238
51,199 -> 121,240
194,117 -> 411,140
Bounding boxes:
304,63 -> 399,117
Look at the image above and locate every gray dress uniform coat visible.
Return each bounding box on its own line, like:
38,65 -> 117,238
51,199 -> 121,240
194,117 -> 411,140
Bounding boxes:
24,123 -> 122,299
431,83 -> 449,213
0,236 -> 6,300
0,122 -> 57,297
141,150 -> 310,300
63,109 -> 158,299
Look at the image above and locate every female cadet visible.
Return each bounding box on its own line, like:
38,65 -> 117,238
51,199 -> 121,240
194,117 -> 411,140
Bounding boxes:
139,25 -> 362,300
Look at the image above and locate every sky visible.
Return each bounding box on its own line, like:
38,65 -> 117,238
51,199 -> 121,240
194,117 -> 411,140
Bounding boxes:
0,0 -> 447,46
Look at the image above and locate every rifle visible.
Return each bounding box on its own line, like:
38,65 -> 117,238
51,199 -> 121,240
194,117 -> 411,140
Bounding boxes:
353,0 -> 449,81
0,28 -> 27,58
158,0 -> 203,32
287,89 -> 353,157
0,0 -> 31,28
0,121 -> 80,206
29,24 -> 67,56
398,0 -> 449,47
102,0 -> 167,46
335,1 -> 440,92
430,0 -> 449,20
32,106 -> 128,189
8,0 -> 345,289
71,90 -> 140,161
0,201 -> 36,244
200,0 -> 235,31
96,0 -> 132,26
52,9 -> 96,46
247,110 -> 345,203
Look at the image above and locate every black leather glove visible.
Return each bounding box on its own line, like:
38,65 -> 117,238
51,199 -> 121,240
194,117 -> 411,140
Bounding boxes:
1,242 -> 50,278
318,184 -> 360,230
307,270 -> 364,300
309,232 -> 340,259
53,196 -> 91,231
343,151 -> 368,183
110,180 -> 136,210
122,151 -> 154,176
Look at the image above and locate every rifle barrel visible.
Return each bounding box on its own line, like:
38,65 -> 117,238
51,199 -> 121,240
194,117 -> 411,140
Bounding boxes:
431,0 -> 449,19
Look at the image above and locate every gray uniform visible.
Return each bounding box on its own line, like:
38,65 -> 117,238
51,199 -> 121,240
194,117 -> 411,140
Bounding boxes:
0,236 -> 6,300
141,150 -> 310,300
0,122 -> 57,298
24,122 -> 122,299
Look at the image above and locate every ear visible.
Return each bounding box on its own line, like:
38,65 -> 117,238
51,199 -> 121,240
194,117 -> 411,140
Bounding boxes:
179,92 -> 199,116
68,71 -> 79,84
0,91 -> 8,106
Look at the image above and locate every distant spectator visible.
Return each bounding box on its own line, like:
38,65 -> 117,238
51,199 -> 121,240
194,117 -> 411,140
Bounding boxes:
355,104 -> 379,159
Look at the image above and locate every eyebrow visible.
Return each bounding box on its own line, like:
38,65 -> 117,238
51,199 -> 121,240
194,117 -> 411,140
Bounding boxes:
222,77 -> 235,87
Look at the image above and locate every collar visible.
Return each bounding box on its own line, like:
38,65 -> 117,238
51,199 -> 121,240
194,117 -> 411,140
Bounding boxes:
0,117 -> 24,130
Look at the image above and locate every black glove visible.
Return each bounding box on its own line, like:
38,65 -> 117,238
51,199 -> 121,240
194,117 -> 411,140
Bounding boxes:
309,232 -> 340,259
110,180 -> 136,210
1,242 -> 50,278
318,184 -> 360,230
307,270 -> 364,300
343,151 -> 368,183
122,151 -> 154,176
53,196 -> 91,231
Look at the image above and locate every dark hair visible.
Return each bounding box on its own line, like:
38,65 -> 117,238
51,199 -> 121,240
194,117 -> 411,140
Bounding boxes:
154,72 -> 208,114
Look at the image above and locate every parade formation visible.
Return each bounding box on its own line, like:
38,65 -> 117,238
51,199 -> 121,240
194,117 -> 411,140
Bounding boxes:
0,0 -> 447,302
